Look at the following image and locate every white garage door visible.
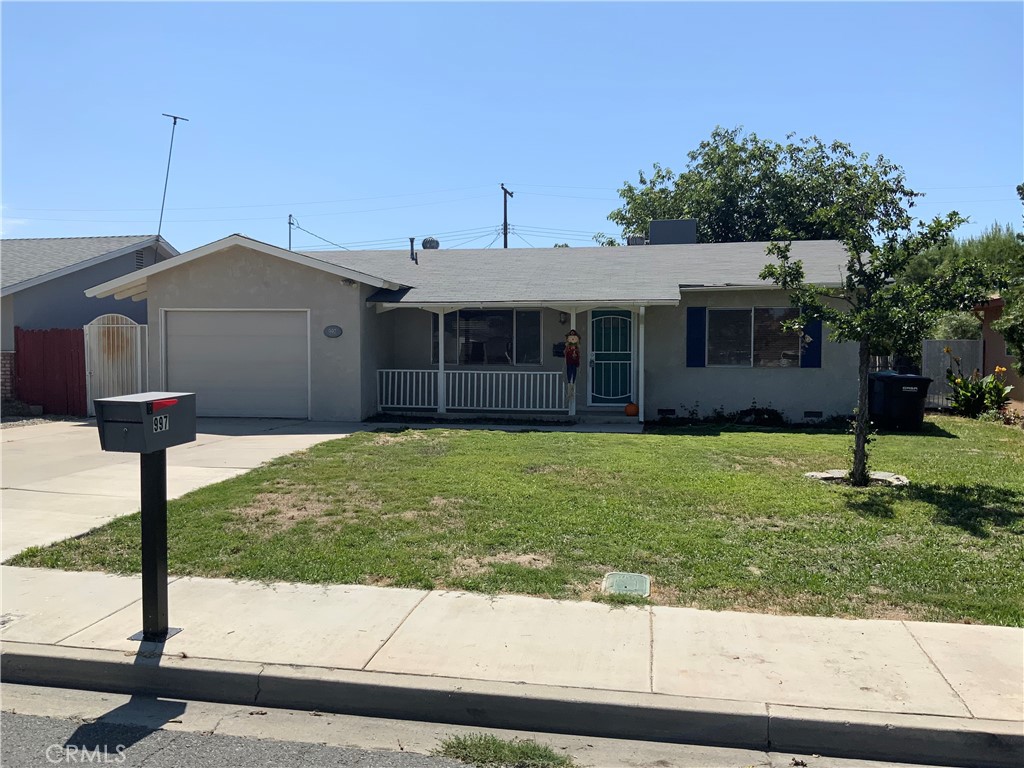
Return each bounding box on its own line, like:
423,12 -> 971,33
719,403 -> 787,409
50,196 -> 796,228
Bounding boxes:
165,310 -> 309,418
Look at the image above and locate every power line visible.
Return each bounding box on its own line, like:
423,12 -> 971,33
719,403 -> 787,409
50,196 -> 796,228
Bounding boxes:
511,230 -> 536,248
297,225 -> 498,250
439,230 -> 502,249
7,184 -> 495,212
11,194 -> 495,224
289,218 -> 349,250
516,191 -> 619,202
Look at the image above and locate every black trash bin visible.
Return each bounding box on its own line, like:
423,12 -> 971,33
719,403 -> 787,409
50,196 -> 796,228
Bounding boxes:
868,371 -> 933,431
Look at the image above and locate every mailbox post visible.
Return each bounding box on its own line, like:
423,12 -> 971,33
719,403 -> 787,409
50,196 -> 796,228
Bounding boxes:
94,392 -> 196,642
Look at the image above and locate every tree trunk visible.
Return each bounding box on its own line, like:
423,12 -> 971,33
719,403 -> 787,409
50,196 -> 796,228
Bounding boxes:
850,338 -> 871,486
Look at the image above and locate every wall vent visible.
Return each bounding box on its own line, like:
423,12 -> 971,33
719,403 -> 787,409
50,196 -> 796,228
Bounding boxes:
134,250 -> 145,270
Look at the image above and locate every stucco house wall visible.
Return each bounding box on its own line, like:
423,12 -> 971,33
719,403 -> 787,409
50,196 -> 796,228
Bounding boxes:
145,244 -> 368,421
980,302 -> 1023,413
644,290 -> 858,422
1,296 -> 14,352
9,245 -> 161,334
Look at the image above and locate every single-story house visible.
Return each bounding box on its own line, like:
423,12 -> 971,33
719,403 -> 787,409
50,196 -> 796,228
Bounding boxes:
1,235 -> 179,403
85,232 -> 859,423
976,296 -> 1023,413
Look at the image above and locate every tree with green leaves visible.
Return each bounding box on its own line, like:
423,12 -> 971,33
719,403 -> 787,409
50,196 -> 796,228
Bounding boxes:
905,220 -> 1023,347
990,185 -> 1024,374
607,126 -> 905,244
607,125 -> 995,484
761,196 -> 990,486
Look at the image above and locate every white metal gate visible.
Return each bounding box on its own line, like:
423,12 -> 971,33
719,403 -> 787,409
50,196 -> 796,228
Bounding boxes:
84,314 -> 148,416
922,339 -> 983,409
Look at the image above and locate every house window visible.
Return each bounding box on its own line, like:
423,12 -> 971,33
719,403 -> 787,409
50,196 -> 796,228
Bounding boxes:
432,310 -> 542,365
707,309 -> 752,366
753,307 -> 801,367
706,307 -> 801,367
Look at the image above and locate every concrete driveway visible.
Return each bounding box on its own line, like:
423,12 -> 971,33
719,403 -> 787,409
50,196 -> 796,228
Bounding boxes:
1,418 -> 364,560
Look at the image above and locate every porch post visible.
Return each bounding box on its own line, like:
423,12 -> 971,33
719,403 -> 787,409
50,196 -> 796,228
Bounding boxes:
437,310 -> 447,414
569,311 -> 577,417
637,306 -> 646,424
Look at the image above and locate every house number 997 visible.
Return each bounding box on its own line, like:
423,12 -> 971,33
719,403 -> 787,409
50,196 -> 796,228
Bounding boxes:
153,414 -> 170,433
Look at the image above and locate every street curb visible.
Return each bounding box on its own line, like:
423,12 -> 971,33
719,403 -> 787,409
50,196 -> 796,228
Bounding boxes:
3,641 -> 1021,768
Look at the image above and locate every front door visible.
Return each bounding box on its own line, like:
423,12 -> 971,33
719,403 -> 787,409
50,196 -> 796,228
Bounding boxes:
589,310 -> 633,405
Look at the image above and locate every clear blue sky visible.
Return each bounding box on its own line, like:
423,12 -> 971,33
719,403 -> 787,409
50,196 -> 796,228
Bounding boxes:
2,2 -> 1021,253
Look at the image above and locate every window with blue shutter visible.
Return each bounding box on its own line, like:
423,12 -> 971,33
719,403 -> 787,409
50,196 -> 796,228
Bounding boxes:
801,318 -> 823,368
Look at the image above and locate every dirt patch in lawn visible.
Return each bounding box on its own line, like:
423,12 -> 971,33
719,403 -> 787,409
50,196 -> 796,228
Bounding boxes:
232,482 -> 384,535
234,492 -> 337,533
382,495 -> 464,523
373,431 -> 430,446
452,552 -> 553,577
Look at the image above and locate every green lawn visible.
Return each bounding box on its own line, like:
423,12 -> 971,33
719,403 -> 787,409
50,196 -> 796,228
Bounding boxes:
9,416 -> 1024,626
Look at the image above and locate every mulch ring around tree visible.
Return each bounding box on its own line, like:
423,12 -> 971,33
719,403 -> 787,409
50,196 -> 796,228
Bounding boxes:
804,469 -> 909,487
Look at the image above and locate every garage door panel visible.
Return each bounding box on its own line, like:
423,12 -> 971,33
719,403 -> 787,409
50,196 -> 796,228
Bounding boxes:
165,310 -> 309,418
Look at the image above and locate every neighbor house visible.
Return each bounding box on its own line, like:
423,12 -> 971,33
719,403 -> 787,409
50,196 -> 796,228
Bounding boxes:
976,295 -> 1023,413
84,231 -> 859,423
1,235 -> 178,406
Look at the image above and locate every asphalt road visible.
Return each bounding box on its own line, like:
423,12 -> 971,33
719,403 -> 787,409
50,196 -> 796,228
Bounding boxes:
1,712 -> 463,768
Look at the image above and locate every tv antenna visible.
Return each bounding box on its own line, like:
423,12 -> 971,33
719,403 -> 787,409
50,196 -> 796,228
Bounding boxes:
156,113 -> 189,241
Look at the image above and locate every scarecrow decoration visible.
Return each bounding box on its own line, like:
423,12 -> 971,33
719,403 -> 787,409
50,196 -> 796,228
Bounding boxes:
564,328 -> 581,405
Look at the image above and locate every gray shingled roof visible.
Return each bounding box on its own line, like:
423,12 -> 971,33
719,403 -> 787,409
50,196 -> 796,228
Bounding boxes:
296,240 -> 850,305
1,235 -> 159,292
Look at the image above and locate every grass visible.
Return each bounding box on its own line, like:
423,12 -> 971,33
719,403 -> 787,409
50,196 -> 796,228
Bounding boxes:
434,734 -> 575,768
9,416 -> 1024,626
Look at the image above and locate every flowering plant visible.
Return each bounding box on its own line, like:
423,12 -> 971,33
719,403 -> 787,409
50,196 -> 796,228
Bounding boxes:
945,347 -> 1013,417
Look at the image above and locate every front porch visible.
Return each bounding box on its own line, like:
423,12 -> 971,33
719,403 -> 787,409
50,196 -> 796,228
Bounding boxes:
372,304 -> 655,422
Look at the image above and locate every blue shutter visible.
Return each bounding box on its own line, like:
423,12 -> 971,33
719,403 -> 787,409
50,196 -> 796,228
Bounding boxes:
801,318 -> 822,368
686,307 -> 707,368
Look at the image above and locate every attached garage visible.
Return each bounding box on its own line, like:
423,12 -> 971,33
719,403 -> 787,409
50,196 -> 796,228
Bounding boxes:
164,309 -> 309,418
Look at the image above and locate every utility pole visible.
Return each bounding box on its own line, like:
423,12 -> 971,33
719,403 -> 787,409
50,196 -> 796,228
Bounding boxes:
156,114 -> 189,242
501,183 -> 514,248
288,214 -> 295,250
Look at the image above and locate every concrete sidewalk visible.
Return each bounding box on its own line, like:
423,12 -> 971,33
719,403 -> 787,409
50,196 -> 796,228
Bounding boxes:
2,566 -> 1021,767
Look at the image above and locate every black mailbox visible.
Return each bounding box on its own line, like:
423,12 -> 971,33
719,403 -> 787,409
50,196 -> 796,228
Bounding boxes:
95,392 -> 196,454
92,391 -> 196,643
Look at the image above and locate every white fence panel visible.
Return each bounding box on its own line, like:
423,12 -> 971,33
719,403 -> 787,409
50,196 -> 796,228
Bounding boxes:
922,339 -> 983,409
84,314 -> 148,416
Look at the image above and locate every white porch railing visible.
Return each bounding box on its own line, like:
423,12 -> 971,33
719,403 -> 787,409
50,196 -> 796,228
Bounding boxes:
378,369 -> 566,412
377,369 -> 438,409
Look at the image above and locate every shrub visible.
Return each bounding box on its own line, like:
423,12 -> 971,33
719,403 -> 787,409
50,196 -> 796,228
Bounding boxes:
945,348 -> 1014,417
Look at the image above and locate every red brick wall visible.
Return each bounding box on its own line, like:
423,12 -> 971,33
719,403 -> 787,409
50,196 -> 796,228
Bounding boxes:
1,351 -> 14,401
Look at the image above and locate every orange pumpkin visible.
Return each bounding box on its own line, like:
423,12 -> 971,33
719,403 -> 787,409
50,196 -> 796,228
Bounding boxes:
624,402 -> 639,417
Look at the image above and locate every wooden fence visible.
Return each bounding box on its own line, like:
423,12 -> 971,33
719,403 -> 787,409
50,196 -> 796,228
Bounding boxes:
14,328 -> 88,416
